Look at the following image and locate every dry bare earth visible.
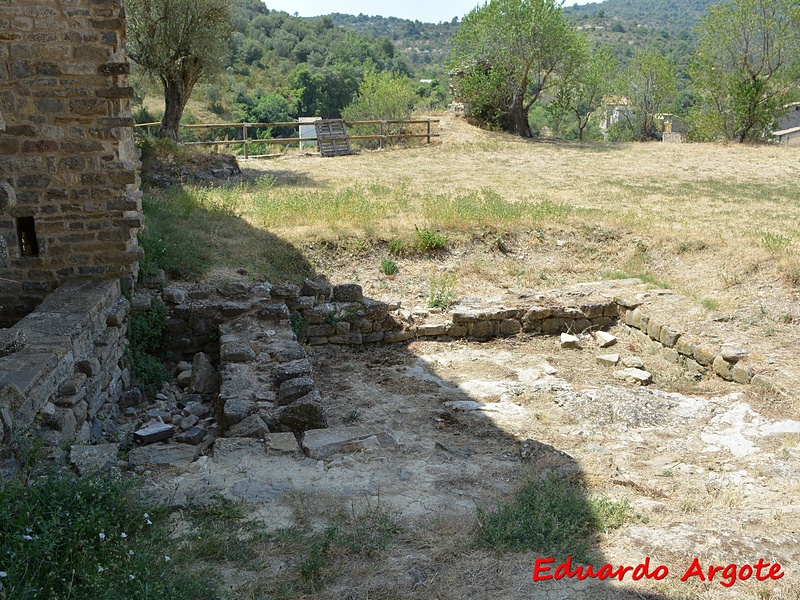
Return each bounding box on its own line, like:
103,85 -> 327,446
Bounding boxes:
159,119 -> 800,599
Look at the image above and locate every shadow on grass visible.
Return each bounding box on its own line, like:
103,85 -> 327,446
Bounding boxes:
139,185 -> 320,284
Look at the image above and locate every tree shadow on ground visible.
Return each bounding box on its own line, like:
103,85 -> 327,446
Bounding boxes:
305,339 -> 676,600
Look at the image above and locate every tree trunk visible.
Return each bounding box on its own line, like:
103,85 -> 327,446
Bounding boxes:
511,88 -> 532,138
157,76 -> 189,140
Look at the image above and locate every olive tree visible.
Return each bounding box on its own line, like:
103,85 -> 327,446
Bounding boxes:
615,49 -> 677,141
548,45 -> 616,140
688,0 -> 800,143
126,0 -> 233,140
450,0 -> 581,137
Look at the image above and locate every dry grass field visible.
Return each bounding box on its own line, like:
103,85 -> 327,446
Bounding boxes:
140,117 -> 800,599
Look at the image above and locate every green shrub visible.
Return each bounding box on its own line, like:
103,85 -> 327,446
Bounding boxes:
387,239 -> 405,255
290,311 -> 308,341
380,259 -> 398,275
414,226 -> 447,253
125,301 -> 170,394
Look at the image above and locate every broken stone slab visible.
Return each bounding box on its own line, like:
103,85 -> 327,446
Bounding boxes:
302,427 -> 397,460
133,423 -> 175,445
228,414 -> 270,438
70,443 -> 119,476
613,368 -> 653,385
596,353 -> 621,367
712,355 -> 733,381
175,426 -> 207,445
595,331 -> 617,348
191,352 -> 219,394
213,437 -> 264,465
560,332 -> 580,348
128,443 -> 198,468
275,395 -> 327,432
265,432 -> 300,455
276,375 -> 315,406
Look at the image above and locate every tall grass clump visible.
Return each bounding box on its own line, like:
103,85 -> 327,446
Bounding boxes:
477,471 -> 631,563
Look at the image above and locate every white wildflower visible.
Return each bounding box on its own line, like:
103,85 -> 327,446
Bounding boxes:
98,532 -> 106,540
129,574 -> 135,580
98,566 -> 105,573
120,533 -> 127,539
164,556 -> 171,562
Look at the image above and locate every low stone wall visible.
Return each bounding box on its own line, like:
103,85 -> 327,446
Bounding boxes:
0,278 -> 129,449
616,299 -> 765,387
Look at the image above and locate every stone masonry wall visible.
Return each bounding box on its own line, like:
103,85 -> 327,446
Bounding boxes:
0,278 -> 129,450
0,0 -> 142,327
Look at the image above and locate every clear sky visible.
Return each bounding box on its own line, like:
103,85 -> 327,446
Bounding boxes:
262,1 -> 597,24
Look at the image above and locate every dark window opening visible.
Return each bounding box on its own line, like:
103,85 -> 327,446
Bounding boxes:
16,216 -> 39,257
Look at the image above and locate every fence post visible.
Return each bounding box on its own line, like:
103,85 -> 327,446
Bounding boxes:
380,121 -> 384,149
243,123 -> 249,160
427,120 -> 431,144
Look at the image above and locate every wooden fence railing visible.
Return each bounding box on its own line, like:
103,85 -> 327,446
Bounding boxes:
134,118 -> 440,159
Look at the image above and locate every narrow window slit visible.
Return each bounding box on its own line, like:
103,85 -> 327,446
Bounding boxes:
16,216 -> 39,257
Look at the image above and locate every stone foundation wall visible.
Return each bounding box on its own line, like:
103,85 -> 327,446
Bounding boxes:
0,278 -> 129,449
0,0 -> 141,327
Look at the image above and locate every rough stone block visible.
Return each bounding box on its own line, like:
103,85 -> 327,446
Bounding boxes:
276,376 -> 315,406
712,355 -> 733,381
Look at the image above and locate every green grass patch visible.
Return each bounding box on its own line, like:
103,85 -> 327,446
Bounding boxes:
603,269 -> 671,289
0,466 -> 219,600
140,184 -> 317,283
380,259 -> 398,275
477,471 -> 631,564
763,232 -> 792,254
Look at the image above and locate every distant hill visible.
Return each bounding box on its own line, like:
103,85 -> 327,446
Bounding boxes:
565,0 -> 717,30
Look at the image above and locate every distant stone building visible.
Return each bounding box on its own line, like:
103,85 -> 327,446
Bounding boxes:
0,0 -> 142,327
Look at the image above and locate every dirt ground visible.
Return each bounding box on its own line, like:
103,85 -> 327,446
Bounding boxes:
151,118 -> 800,599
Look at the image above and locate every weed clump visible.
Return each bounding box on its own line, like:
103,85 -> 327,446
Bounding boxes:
477,471 -> 631,563
428,274 -> 458,309
124,300 -> 170,395
380,259 -> 398,275
414,226 -> 447,253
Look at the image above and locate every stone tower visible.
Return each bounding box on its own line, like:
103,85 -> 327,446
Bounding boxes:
0,0 -> 142,328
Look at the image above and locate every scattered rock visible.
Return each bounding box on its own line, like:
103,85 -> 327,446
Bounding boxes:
622,356 -> 645,369
560,332 -> 580,348
162,288 -> 186,304
228,414 -> 270,438
595,331 -> 617,348
613,368 -> 653,385
175,426 -> 207,445
597,353 -> 620,367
